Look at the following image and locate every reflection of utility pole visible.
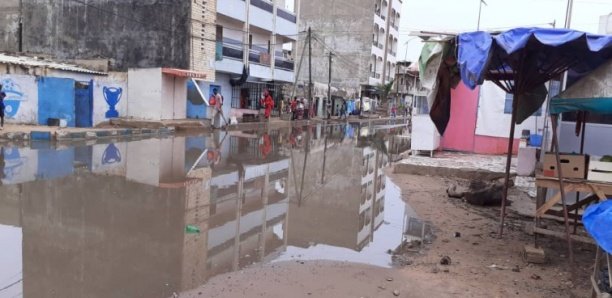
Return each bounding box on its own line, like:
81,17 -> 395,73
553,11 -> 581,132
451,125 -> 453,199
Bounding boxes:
298,127 -> 311,206
321,128 -> 328,184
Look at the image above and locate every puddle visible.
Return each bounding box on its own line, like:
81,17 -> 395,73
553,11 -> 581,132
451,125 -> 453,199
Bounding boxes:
0,123 -> 417,297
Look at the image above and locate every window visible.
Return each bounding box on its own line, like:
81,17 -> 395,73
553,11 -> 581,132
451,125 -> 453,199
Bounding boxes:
267,40 -> 271,53
249,34 -> 253,49
414,96 -> 429,115
504,93 -> 542,116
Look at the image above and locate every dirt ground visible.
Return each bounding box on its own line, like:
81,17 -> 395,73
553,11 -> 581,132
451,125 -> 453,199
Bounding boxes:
182,173 -> 596,298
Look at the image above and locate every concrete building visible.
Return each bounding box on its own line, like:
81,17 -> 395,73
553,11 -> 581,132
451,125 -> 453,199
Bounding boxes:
393,60 -> 425,108
0,0 -> 216,79
297,0 -> 403,115
200,0 -> 299,120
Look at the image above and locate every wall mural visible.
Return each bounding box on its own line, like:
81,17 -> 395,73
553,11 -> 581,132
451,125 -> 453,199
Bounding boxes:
0,78 -> 25,118
102,143 -> 122,165
103,87 -> 123,118
1,147 -> 27,183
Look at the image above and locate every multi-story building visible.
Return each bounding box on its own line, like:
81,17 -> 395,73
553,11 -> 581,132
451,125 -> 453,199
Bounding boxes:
297,0 -> 403,115
204,0 -> 300,119
0,0 -> 300,121
393,60 -> 429,111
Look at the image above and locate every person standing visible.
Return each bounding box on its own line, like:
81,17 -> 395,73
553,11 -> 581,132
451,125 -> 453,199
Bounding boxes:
0,84 -> 5,130
391,104 -> 397,118
261,89 -> 274,120
209,88 -> 225,129
290,97 -> 298,120
303,97 -> 310,120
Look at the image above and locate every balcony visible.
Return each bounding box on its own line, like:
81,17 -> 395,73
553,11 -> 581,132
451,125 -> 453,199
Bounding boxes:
250,0 -> 273,13
276,7 -> 297,23
249,48 -> 271,66
275,57 -> 294,71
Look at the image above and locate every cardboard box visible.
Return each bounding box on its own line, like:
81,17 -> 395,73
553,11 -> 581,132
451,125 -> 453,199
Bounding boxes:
543,153 -> 589,179
588,161 -> 612,183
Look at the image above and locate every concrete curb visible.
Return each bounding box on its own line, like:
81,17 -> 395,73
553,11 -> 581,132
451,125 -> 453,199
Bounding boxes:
393,163 -> 515,181
0,126 -> 177,144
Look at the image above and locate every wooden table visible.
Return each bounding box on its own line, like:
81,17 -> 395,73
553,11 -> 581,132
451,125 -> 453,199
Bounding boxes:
534,176 -> 611,243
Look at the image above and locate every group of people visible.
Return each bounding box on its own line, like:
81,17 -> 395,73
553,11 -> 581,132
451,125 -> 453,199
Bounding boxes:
287,97 -> 312,121
209,88 -> 276,129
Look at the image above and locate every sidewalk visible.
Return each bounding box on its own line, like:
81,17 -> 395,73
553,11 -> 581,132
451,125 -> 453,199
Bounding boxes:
0,124 -> 174,143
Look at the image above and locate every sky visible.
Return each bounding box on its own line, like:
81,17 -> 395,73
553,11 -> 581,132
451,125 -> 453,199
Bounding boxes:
398,0 -> 612,62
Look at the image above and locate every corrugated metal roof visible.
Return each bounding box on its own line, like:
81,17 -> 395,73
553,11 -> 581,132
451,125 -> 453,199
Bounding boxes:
0,53 -> 107,75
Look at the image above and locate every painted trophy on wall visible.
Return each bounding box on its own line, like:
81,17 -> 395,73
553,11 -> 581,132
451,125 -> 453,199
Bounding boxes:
104,87 -> 123,118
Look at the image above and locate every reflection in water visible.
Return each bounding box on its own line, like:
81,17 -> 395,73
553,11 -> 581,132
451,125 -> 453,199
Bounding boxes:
0,123 -> 413,298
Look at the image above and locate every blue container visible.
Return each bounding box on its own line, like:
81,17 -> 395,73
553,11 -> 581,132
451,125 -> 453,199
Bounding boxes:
529,134 -> 543,147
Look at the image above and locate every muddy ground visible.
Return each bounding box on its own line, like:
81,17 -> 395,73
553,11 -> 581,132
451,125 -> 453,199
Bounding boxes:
182,173 -> 595,298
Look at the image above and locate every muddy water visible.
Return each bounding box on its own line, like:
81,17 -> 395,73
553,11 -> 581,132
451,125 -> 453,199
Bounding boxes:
0,124 -> 417,298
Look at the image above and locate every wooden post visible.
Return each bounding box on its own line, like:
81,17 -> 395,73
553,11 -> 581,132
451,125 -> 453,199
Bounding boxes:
551,115 -> 574,263
499,93 -> 519,238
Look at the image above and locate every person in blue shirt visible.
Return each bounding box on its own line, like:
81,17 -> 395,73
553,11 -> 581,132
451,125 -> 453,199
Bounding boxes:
0,84 -> 5,130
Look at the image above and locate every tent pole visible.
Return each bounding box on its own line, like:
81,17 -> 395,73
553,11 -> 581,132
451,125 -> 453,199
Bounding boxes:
574,113 -> 587,234
551,115 -> 574,263
499,96 -> 519,238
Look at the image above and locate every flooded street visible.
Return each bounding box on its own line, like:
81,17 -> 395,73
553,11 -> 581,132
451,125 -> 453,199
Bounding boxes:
0,123 -> 416,298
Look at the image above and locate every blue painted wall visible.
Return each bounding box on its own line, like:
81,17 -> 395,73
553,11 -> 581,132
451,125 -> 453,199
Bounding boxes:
37,148 -> 75,180
38,77 -> 76,127
186,80 -> 207,119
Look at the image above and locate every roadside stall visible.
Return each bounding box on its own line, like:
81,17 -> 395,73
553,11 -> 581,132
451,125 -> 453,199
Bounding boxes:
421,27 -> 612,261
535,58 -> 612,246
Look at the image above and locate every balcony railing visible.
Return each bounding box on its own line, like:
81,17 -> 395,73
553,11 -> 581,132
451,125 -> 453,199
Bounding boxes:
221,40 -> 244,60
275,58 -> 294,71
393,25 -> 399,30
251,0 -> 273,13
377,43 -> 383,49
372,40 -> 378,46
381,15 -> 386,20
277,7 -> 297,23
249,49 -> 271,65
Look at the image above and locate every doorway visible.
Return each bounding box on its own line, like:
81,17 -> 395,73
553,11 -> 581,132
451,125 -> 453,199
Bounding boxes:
75,80 -> 93,127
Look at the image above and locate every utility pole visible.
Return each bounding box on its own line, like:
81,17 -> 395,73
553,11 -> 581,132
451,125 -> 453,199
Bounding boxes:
477,0 -> 487,31
308,27 -> 313,115
564,0 -> 574,29
326,52 -> 333,119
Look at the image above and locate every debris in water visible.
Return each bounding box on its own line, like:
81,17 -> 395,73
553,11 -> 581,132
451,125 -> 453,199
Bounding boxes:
386,277 -> 394,282
185,225 -> 200,234
530,274 -> 542,280
393,289 -> 400,296
454,232 -> 461,238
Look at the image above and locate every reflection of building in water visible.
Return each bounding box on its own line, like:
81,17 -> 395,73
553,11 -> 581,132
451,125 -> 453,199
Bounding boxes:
207,132 -> 290,279
0,133 -> 291,297
288,130 -> 389,251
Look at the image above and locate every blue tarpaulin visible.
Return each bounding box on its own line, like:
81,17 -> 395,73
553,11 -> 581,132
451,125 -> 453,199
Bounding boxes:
583,200 -> 612,254
458,28 -> 612,90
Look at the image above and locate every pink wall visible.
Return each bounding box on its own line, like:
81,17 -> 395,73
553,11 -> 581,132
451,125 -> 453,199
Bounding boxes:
440,84 -> 518,155
440,84 -> 479,152
473,135 -> 520,155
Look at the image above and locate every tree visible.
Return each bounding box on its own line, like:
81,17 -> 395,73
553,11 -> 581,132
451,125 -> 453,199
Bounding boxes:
376,79 -> 395,103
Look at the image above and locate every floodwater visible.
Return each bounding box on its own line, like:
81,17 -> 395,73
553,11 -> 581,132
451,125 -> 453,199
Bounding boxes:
0,123 -> 420,298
